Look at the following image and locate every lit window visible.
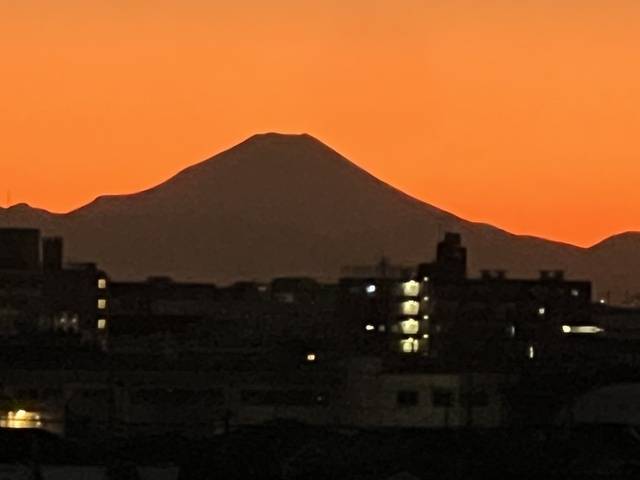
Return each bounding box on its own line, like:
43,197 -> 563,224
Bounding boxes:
507,325 -> 516,337
306,353 -> 316,362
423,276 -> 429,282
422,333 -> 429,339
97,299 -> 107,309
365,324 -> 374,331
400,318 -> 420,335
401,280 -> 420,297
599,298 -> 606,304
378,325 -> 386,332
570,289 -> 579,297
366,285 -> 376,294
97,319 -> 107,330
423,314 -> 429,320
527,345 -> 535,359
401,301 -> 420,316
400,337 -> 419,353
98,278 -> 107,289
1,410 -> 42,429
561,325 -> 603,334
538,307 -> 545,316
423,296 -> 429,302
400,339 -> 413,353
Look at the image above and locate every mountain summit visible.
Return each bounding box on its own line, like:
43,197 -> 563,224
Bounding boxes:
1,133 -> 638,301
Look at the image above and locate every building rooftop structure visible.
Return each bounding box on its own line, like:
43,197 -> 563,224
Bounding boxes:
2,228 -> 640,436
0,228 -> 108,342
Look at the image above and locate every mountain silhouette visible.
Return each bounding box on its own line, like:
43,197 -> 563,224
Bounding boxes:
1,132 -> 638,302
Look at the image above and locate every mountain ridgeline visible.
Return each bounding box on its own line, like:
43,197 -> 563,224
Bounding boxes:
1,133 -> 638,302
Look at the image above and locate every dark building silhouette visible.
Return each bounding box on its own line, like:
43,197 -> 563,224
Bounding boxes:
415,235 -> 592,368
107,276 -> 339,358
338,232 -> 601,370
2,228 -> 640,438
42,237 -> 63,271
0,228 -> 108,340
102,231 -> 637,373
108,277 -> 219,336
0,228 -> 40,270
433,232 -> 467,281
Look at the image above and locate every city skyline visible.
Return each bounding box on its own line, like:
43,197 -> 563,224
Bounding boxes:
2,1 -> 640,247
2,3 -> 640,475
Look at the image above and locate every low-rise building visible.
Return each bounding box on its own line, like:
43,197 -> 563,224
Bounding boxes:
0,228 -> 108,342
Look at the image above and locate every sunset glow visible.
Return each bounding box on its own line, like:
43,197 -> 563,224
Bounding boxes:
2,1 -> 639,246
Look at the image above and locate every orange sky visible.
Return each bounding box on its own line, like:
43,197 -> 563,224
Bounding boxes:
1,0 -> 639,247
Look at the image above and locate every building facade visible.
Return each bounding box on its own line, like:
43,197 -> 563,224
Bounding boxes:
0,228 -> 108,341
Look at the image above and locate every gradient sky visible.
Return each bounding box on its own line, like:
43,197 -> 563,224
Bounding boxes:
1,1 -> 639,247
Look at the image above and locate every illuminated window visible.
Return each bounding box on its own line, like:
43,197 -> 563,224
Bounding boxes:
422,333 -> 429,339
561,325 -> 603,334
400,337 -> 419,353
423,276 -> 429,282
400,318 -> 419,335
599,298 -> 606,304
401,301 -> 419,316
366,285 -> 376,294
97,299 -> 107,310
401,280 -> 420,297
98,278 -> 107,289
0,410 -> 42,429
507,325 -> 516,338
400,338 -> 413,353
527,345 -> 535,359
378,325 -> 386,332
570,289 -> 579,297
365,324 -> 374,331
423,314 -> 429,320
423,296 -> 429,302
97,319 -> 107,330
306,353 -> 316,362
538,307 -> 545,316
